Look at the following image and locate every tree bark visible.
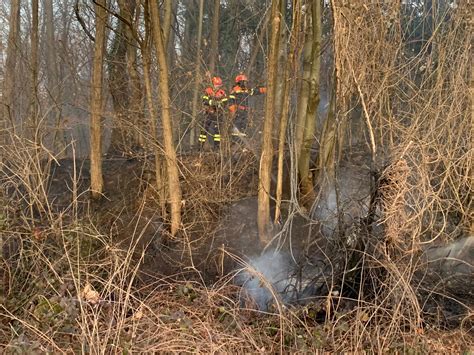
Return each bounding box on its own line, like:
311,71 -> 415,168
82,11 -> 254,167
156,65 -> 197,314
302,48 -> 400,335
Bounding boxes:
89,0 -> 107,199
208,0 -> 220,74
274,0 -> 288,132
294,9 -> 312,157
189,0 -> 204,146
30,0 -> 39,136
1,0 -> 21,162
107,3 -> 131,154
298,0 -> 322,207
142,2 -> 166,218
121,0 -> 144,148
162,0 -> 173,49
275,0 -> 302,223
258,0 -> 281,244
149,0 -> 182,237
45,0 -> 65,155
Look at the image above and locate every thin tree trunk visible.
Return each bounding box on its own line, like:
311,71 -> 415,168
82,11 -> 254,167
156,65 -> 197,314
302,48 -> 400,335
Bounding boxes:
142,3 -> 166,218
45,0 -> 65,155
274,0 -> 288,133
258,0 -> 281,244
294,12 -> 312,157
89,0 -> 107,199
166,1 -> 178,66
149,0 -> 182,237
162,0 -> 173,49
30,0 -> 39,136
1,0 -> 21,161
121,0 -> 144,148
275,0 -> 302,223
190,0 -> 204,146
208,0 -> 220,74
107,4 -> 130,154
318,88 -> 337,178
298,0 -> 321,206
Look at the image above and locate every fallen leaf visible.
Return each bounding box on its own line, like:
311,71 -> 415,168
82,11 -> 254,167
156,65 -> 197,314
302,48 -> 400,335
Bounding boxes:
81,283 -> 100,305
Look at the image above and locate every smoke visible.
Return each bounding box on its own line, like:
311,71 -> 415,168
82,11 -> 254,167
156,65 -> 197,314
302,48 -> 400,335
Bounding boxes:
235,250 -> 319,310
312,166 -> 371,238
235,251 -> 292,310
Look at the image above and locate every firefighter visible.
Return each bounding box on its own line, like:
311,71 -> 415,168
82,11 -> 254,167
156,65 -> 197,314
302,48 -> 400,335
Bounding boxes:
228,73 -> 266,138
199,76 -> 228,149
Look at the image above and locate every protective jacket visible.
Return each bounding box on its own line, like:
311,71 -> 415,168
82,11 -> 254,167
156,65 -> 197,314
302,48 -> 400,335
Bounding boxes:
199,86 -> 228,148
228,84 -> 266,136
228,85 -> 266,113
202,87 -> 228,114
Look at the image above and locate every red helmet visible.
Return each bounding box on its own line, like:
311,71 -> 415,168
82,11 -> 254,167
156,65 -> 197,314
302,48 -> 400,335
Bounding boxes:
212,76 -> 223,88
214,89 -> 225,99
235,74 -> 248,83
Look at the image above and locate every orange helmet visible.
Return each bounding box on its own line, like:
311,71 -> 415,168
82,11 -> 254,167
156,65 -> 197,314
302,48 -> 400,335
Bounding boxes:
235,74 -> 248,83
212,76 -> 223,88
214,89 -> 225,99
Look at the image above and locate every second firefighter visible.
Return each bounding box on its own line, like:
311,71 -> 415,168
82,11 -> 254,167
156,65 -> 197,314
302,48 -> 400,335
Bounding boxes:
199,76 -> 228,149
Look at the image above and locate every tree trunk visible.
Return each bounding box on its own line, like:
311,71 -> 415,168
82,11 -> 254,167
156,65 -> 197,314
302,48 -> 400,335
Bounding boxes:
149,0 -> 182,237
208,0 -> 220,74
258,0 -> 281,244
30,0 -> 39,137
89,0 -> 107,199
166,0 -> 178,66
142,2 -> 166,218
298,0 -> 322,207
318,87 -> 336,172
1,0 -> 21,161
274,0 -> 288,133
107,3 -> 131,154
121,0 -> 144,148
275,0 -> 302,223
45,0 -> 65,155
189,0 -> 204,146
294,11 -> 312,157
162,0 -> 173,49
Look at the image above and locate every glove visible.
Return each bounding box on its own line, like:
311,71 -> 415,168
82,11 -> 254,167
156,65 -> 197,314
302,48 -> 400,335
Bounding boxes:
229,104 -> 237,113
259,87 -> 267,94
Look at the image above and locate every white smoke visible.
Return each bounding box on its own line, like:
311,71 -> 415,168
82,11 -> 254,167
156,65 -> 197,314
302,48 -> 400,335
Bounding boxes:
235,250 -> 311,310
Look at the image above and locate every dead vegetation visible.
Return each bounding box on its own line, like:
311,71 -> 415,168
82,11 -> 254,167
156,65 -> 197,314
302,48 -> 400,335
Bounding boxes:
0,0 -> 473,353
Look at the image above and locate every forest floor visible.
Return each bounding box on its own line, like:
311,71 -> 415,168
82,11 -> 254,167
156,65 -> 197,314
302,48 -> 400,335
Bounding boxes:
0,148 -> 472,353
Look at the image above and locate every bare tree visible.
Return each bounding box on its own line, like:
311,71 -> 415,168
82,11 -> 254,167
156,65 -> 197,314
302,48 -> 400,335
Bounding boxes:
1,0 -> 21,163
297,0 -> 321,206
89,0 -> 108,199
275,0 -> 303,223
107,2 -> 131,154
30,0 -> 39,135
142,1 -> 166,218
45,0 -> 65,155
258,0 -> 281,244
149,0 -> 182,237
189,0 -> 204,146
162,0 -> 173,49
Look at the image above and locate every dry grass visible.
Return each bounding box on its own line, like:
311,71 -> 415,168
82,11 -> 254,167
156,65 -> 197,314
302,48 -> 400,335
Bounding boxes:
0,1 -> 472,353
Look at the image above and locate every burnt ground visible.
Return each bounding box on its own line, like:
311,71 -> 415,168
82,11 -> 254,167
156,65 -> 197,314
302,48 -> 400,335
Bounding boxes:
3,147 -> 471,324
31,147 -> 376,291
9,149 -> 334,288
37,151 -> 286,281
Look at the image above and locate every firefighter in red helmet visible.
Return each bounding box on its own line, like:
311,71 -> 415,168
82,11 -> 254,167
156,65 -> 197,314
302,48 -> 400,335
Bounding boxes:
199,76 -> 228,149
228,73 -> 266,138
